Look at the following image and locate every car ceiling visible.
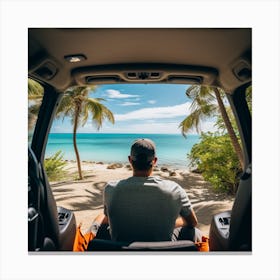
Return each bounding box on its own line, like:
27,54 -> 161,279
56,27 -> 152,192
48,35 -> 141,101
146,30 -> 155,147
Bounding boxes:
28,28 -> 251,93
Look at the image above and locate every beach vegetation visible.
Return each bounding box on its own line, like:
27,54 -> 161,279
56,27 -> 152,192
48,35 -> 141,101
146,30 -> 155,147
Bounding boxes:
44,150 -> 67,181
28,78 -> 44,132
188,132 -> 242,194
55,86 -> 115,180
179,86 -> 244,169
246,85 -> 252,113
28,78 -> 44,97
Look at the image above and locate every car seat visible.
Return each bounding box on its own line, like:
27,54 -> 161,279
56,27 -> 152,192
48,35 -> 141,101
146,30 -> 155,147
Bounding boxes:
28,147 -> 76,251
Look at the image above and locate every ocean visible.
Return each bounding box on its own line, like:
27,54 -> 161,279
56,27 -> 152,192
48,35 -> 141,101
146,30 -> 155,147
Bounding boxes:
45,133 -> 200,169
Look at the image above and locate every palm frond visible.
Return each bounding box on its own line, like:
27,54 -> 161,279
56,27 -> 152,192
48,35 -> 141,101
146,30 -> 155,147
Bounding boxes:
28,95 -> 43,101
56,93 -> 75,118
186,85 -> 200,99
181,85 -> 220,136
28,103 -> 41,115
28,78 -> 44,98
87,85 -> 98,94
82,98 -> 115,129
81,100 -> 89,126
55,86 -> 114,131
200,86 -> 214,99
28,103 -> 42,130
179,109 -> 202,136
200,103 -> 217,115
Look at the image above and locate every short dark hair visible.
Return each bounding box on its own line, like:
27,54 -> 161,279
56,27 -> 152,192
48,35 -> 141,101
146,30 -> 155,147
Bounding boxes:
130,139 -> 156,171
131,156 -> 153,171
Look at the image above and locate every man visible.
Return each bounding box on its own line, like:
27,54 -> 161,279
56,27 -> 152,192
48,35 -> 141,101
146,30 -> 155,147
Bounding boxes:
92,138 -> 202,243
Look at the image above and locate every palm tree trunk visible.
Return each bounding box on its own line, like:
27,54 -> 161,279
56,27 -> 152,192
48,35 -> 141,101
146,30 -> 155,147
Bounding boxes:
73,105 -> 83,180
214,88 -> 244,170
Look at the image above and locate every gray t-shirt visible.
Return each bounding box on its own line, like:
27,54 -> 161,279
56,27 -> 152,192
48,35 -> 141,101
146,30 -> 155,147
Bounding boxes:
103,176 -> 192,242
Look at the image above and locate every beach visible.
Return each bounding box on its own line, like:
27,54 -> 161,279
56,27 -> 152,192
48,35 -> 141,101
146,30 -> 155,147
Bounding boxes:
50,161 -> 234,237
45,133 -> 200,169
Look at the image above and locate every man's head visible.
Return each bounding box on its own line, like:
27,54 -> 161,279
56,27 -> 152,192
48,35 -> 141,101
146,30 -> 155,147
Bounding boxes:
129,138 -> 157,172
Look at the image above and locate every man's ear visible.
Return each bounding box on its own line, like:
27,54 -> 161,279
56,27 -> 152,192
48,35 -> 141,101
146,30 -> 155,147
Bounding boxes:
128,156 -> 132,164
153,157 -> 158,165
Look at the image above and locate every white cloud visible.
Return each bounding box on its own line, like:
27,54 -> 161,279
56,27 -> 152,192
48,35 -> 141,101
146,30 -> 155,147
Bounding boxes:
83,121 -> 183,134
50,125 -> 70,133
200,120 -> 217,133
106,89 -> 139,99
57,119 -> 217,135
115,102 -> 191,121
148,100 -> 156,104
120,102 -> 141,106
117,122 -> 181,134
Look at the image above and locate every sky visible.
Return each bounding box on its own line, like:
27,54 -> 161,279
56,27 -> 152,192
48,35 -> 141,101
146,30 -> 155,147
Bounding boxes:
50,83 -> 216,134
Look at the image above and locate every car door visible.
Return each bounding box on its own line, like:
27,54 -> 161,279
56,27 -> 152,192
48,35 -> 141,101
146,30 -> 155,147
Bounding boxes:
209,83 -> 252,251
28,80 -> 77,251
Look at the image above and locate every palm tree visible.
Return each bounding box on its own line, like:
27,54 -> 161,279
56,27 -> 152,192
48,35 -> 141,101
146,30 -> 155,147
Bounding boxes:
28,78 -> 44,131
28,78 -> 44,97
179,85 -> 244,169
56,86 -> 115,180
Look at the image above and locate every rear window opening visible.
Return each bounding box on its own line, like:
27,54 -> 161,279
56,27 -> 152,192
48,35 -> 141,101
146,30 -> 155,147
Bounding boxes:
28,82 -> 251,237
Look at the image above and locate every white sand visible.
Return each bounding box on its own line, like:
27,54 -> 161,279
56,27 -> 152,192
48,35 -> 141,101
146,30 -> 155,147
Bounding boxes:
50,161 -> 234,236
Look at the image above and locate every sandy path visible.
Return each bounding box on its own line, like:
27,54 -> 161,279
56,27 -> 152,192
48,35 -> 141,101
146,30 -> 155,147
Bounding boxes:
50,161 -> 234,236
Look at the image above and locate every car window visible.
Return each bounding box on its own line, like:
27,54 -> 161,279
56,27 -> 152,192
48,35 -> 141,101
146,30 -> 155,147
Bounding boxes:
245,85 -> 252,114
28,78 -> 44,144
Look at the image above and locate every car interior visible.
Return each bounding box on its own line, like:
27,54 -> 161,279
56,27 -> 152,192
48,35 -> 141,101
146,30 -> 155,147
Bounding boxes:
28,28 -> 251,252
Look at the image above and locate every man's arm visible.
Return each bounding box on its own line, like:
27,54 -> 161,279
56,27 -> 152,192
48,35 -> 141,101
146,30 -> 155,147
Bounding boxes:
175,183 -> 198,228
175,209 -> 198,228
93,213 -> 108,225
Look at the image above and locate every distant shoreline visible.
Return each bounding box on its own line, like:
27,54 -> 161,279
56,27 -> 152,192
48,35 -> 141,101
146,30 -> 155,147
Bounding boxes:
63,159 -> 192,171
48,132 -> 196,135
46,133 -> 200,170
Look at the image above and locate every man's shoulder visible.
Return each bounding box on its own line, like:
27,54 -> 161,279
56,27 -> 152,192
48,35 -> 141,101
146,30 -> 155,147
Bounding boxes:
105,177 -> 133,189
106,180 -> 120,187
105,176 -> 183,192
155,176 -> 178,185
151,176 -> 183,191
105,180 -> 123,191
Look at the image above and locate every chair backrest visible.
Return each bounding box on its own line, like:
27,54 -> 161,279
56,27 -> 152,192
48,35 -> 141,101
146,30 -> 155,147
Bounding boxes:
87,239 -> 198,251
28,147 -> 60,251
228,164 -> 252,251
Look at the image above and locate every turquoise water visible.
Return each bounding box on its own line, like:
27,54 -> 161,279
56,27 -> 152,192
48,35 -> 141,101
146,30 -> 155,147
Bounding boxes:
45,133 -> 200,169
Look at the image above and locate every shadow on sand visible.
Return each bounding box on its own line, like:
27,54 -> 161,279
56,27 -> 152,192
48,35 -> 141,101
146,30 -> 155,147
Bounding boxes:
51,179 -> 106,212
51,171 -> 234,233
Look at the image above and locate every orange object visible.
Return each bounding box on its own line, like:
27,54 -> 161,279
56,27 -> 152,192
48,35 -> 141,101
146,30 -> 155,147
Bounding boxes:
195,236 -> 209,252
73,224 -> 95,252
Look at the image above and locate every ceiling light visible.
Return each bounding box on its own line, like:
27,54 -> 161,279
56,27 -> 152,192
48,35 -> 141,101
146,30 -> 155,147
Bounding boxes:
64,54 -> 86,63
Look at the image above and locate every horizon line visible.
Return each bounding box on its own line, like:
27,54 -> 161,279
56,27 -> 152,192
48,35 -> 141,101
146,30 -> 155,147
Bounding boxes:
48,132 -> 199,136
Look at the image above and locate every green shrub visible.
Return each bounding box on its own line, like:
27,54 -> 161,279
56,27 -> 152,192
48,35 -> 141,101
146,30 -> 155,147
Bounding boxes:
44,150 -> 67,181
188,132 -> 242,194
